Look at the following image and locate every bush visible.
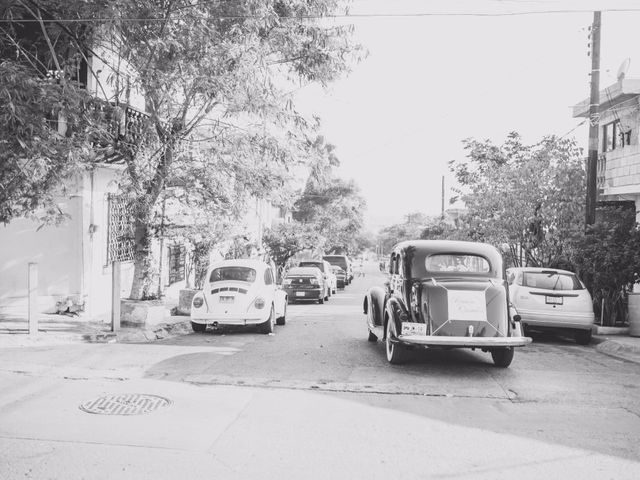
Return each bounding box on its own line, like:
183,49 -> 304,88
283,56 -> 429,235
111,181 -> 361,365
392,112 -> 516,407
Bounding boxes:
572,205 -> 640,326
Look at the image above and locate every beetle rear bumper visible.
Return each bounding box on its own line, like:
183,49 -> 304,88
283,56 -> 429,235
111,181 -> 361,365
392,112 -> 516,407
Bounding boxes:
395,334 -> 532,348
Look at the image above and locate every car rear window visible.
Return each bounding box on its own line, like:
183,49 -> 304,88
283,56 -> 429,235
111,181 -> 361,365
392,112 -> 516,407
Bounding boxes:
425,254 -> 490,273
521,271 -> 583,290
299,262 -> 324,271
210,267 -> 257,283
323,256 -> 348,269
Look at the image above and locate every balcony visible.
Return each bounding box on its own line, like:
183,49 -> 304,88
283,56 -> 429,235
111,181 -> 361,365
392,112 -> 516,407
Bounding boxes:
598,144 -> 640,199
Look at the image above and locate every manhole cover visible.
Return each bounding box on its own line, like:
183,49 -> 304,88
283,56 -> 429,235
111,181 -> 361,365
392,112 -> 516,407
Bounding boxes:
79,393 -> 171,415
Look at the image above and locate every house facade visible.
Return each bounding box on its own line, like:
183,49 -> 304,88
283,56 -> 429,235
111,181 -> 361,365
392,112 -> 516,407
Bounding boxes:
573,76 -> 640,219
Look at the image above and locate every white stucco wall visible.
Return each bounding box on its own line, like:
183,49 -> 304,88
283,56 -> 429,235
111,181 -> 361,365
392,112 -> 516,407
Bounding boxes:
0,189 -> 83,313
0,166 -> 134,321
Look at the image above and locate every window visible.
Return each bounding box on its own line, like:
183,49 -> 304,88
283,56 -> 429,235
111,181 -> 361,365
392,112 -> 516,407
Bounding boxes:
264,268 -> 274,285
521,271 -> 584,290
106,194 -> 134,264
168,245 -> 186,285
210,267 -> 257,283
603,120 -> 631,152
425,254 -> 490,273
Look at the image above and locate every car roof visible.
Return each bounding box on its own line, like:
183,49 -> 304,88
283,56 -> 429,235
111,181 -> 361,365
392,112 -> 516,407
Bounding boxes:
393,239 -> 500,257
507,267 -> 577,275
287,267 -> 322,275
299,260 -> 325,264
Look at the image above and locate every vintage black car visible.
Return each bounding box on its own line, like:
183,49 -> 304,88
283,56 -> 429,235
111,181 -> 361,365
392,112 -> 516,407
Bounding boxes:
363,240 -> 531,367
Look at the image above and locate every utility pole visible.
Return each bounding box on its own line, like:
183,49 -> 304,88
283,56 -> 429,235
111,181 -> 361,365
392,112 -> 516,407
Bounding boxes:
585,11 -> 601,227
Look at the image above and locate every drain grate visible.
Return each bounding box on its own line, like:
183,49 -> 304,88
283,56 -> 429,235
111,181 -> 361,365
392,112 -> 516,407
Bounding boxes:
79,393 -> 171,415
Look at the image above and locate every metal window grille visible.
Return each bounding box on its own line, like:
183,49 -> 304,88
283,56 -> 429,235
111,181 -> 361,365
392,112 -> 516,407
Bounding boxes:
168,245 -> 186,284
107,194 -> 135,264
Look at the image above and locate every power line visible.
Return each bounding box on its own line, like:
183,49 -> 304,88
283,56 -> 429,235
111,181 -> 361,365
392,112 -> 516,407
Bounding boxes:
3,8 -> 640,23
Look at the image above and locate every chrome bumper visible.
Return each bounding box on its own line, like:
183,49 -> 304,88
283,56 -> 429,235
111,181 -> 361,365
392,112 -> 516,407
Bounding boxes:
396,334 -> 532,348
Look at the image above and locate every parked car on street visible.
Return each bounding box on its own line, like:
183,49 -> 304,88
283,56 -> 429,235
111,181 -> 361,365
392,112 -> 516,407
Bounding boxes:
190,259 -> 287,333
330,265 -> 347,289
506,267 -> 595,344
364,240 -> 531,367
283,266 -> 330,304
298,259 -> 337,294
323,254 -> 353,284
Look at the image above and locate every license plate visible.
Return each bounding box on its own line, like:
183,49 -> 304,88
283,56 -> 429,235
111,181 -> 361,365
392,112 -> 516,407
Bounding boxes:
219,296 -> 234,304
295,291 -> 306,297
401,322 -> 427,336
546,296 -> 563,305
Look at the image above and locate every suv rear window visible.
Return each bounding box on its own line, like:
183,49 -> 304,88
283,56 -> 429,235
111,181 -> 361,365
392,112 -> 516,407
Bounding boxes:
521,271 -> 583,290
323,256 -> 348,269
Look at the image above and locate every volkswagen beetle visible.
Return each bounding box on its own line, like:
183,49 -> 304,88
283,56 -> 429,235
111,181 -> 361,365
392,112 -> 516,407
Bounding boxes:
363,240 -> 531,367
190,259 -> 287,334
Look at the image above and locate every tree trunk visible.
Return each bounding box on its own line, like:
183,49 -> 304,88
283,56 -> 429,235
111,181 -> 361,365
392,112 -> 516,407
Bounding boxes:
129,215 -> 155,300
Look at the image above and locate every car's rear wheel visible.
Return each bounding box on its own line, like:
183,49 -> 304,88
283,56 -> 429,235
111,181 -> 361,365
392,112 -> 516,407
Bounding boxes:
385,319 -> 407,364
574,329 -> 592,345
260,306 -> 275,334
491,347 -> 514,368
276,303 -> 286,326
191,322 -> 206,333
318,296 -> 324,304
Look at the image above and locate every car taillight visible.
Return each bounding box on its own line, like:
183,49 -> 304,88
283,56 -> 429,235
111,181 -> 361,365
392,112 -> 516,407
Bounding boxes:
310,278 -> 319,286
193,296 -> 204,308
283,279 -> 292,286
254,297 -> 266,309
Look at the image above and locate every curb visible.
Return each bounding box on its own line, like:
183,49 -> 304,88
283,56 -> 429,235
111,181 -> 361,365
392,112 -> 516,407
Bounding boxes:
594,337 -> 640,364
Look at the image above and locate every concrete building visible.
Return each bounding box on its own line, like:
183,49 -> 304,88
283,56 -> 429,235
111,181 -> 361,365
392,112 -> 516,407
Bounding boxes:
573,72 -> 640,219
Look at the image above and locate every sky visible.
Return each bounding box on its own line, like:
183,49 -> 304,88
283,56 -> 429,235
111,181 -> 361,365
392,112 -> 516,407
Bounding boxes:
293,0 -> 640,232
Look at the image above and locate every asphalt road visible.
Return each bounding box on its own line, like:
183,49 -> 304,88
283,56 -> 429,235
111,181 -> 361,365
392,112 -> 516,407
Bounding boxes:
1,262 -> 639,479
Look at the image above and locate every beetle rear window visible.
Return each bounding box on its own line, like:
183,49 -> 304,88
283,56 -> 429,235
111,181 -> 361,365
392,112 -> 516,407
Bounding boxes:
521,271 -> 583,290
425,254 -> 490,273
210,267 -> 257,283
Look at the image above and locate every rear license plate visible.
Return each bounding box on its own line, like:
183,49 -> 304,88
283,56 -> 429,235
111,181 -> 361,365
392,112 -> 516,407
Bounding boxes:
295,291 -> 306,297
401,322 -> 427,336
546,296 -> 563,305
219,296 -> 234,304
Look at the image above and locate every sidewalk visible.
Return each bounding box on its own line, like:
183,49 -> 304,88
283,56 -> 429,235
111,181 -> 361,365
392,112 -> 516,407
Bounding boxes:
0,312 -> 192,348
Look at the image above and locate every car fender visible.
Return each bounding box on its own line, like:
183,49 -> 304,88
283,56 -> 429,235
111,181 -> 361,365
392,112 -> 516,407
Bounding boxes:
274,288 -> 287,317
364,286 -> 386,329
385,296 -> 409,339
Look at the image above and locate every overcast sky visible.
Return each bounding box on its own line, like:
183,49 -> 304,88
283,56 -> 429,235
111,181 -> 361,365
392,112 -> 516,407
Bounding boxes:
293,0 -> 640,232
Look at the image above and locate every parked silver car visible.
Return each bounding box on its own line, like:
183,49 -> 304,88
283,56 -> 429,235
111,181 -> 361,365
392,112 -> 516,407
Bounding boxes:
506,267 -> 595,344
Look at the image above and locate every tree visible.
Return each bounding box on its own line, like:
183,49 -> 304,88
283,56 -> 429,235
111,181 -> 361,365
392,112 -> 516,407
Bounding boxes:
293,176 -> 366,254
572,204 -> 640,326
0,1 -> 115,224
262,221 -> 323,280
2,1 -> 363,299
449,132 -> 585,267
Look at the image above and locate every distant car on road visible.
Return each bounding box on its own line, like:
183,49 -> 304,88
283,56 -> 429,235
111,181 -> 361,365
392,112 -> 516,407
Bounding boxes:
330,265 -> 347,289
298,259 -> 337,295
283,266 -> 330,304
323,255 -> 353,284
364,240 -> 531,367
506,267 -> 595,344
190,259 -> 287,333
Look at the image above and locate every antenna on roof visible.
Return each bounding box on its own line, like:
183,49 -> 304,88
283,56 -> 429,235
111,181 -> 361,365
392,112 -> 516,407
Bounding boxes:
617,57 -> 631,82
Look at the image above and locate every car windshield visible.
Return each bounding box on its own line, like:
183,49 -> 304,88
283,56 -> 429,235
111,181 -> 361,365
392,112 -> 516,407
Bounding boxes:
521,271 -> 583,290
425,254 -> 490,273
209,267 -> 257,283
